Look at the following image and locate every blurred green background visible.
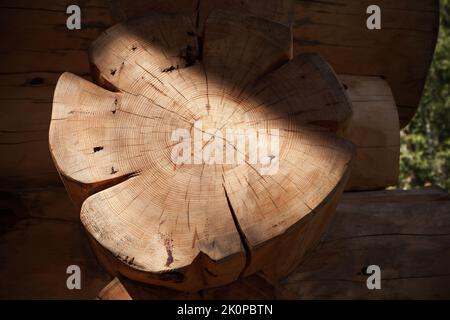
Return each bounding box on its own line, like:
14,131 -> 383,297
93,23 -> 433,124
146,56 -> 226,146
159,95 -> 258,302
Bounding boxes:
399,0 -> 450,191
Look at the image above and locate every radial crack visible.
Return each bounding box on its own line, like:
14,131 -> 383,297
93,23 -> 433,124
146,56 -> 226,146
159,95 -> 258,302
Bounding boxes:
222,183 -> 252,277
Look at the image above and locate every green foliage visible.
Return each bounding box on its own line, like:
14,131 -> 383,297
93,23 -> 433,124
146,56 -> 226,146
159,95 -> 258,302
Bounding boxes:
399,0 -> 450,190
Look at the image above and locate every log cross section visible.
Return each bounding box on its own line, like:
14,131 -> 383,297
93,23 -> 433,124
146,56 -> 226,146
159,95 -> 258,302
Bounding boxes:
49,10 -> 354,291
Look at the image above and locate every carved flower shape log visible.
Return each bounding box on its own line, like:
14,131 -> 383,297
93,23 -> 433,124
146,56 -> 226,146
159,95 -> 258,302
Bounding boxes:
49,11 -> 354,291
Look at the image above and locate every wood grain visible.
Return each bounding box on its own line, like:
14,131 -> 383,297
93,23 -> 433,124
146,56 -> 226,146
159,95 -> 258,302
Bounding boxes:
49,12 -> 353,291
293,0 -> 439,128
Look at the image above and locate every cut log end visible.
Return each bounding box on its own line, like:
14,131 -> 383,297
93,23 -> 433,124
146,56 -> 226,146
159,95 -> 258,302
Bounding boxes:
339,75 -> 400,190
49,11 -> 354,291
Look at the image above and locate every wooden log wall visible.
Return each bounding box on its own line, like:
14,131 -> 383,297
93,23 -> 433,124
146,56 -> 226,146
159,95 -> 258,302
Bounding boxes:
0,0 -> 444,299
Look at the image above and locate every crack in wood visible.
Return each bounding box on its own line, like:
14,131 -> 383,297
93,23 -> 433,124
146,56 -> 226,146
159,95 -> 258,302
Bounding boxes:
222,184 -> 251,278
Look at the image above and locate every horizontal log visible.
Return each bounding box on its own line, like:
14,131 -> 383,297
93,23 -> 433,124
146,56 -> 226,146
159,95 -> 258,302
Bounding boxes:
2,186 -> 448,299
0,219 -> 109,299
280,187 -> 450,299
293,0 -> 439,128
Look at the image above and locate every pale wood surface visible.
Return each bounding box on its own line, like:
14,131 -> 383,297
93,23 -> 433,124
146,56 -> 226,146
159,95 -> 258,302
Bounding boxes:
49,11 -> 353,291
339,75 -> 400,190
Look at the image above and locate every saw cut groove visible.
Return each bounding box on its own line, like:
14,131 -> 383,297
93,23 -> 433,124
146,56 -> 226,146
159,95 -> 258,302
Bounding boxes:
49,9 -> 354,291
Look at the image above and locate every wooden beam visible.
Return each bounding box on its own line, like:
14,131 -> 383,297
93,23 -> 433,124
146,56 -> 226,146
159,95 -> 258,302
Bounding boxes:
293,0 -> 439,128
